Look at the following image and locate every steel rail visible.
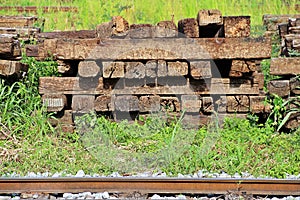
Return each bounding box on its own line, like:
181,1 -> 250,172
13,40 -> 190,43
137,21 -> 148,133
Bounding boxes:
0,178 -> 299,195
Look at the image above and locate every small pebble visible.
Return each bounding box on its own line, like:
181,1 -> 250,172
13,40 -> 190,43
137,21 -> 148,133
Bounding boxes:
102,192 -> 110,199
177,194 -> 187,199
52,172 -> 62,178
26,172 -> 37,178
75,170 -> 85,178
93,193 -> 103,199
177,173 -> 185,178
109,172 -> 121,177
151,194 -> 162,199
63,193 -> 73,199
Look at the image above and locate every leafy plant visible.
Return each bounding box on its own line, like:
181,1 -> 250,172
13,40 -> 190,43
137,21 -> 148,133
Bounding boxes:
277,96 -> 300,132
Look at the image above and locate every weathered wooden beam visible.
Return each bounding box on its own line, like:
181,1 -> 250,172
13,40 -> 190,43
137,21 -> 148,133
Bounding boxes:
263,14 -> 300,31
128,24 -> 152,39
0,27 -> 40,38
278,23 -> 289,37
27,37 -> 271,60
167,61 -> 188,76
190,61 -> 212,79
197,9 -> 223,26
96,16 -> 129,38
270,58 -> 300,75
268,80 -> 290,97
42,94 -> 67,112
290,77 -> 300,95
39,77 -> 104,94
94,95 -> 112,112
37,30 -> 97,39
39,77 -> 259,95
114,95 -> 139,112
138,95 -> 161,112
181,95 -> 201,113
0,60 -> 27,76
155,20 -> 177,38
78,60 -> 101,78
223,16 -> 250,38
124,62 -> 145,79
201,96 -> 214,113
102,61 -> 125,78
226,95 -> 249,112
0,16 -> 39,28
0,36 -> 21,59
229,60 -> 257,77
249,96 -> 271,113
178,18 -> 199,38
72,95 -> 95,113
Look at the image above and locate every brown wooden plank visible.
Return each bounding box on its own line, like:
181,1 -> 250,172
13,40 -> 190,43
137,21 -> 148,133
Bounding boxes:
229,60 -> 257,77
78,60 -> 101,78
89,37 -> 271,60
267,80 -> 290,97
263,14 -> 300,31
270,58 -> 300,75
155,20 -> 177,38
96,16 -> 129,38
102,61 -> 125,78
0,27 -> 40,37
42,94 -> 67,112
138,95 -> 161,112
178,18 -> 199,38
39,77 -> 259,95
94,95 -> 112,111
250,96 -> 271,113
72,95 -> 95,113
115,95 -> 139,112
290,77 -> 300,95
39,77 -> 104,94
223,16 -> 250,38
129,24 -> 152,39
190,61 -> 212,79
197,9 -> 222,26
181,95 -> 201,113
0,36 -> 21,59
28,37 -> 271,60
125,62 -> 145,79
167,61 -> 188,76
226,95 -> 249,113
0,16 -> 39,28
202,96 -> 214,113
37,30 -> 96,39
0,60 -> 26,76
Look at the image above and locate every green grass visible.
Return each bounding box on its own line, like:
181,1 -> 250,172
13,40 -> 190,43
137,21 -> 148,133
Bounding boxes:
2,111 -> 299,177
0,0 -> 298,31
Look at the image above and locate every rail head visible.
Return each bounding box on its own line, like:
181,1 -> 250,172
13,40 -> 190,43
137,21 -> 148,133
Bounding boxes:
0,177 -> 299,195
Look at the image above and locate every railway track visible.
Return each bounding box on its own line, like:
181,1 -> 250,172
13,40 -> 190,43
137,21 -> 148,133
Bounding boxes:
0,178 -> 299,195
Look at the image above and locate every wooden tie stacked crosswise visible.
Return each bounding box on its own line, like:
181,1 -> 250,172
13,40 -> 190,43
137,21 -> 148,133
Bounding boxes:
0,16 -> 34,79
264,15 -> 300,129
22,10 -> 274,131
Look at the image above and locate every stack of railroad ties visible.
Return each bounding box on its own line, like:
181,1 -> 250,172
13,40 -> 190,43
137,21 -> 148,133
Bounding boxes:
0,16 -> 43,79
2,10 -> 276,132
23,9 -> 276,132
264,14 -> 300,129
